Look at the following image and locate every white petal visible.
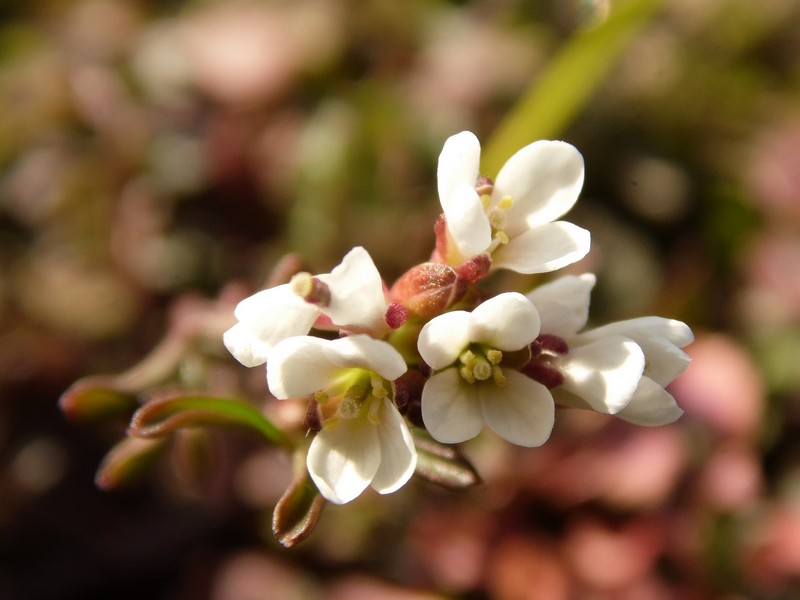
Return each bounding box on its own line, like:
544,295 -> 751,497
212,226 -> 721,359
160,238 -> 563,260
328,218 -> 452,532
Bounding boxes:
526,273 -> 596,337
582,317 -> 694,349
437,131 -> 481,205
560,335 -> 645,414
418,311 -> 471,370
317,246 -> 387,332
421,369 -> 484,443
492,221 -> 591,274
494,140 -> 584,233
442,183 -> 492,258
222,322 -> 272,368
370,397 -> 417,494
324,335 -> 407,382
616,376 -> 684,426
267,336 -> 337,399
580,317 -> 693,386
479,371 -> 554,447
226,284 -> 319,365
306,417 -> 381,504
639,337 -> 691,386
468,292 -> 540,350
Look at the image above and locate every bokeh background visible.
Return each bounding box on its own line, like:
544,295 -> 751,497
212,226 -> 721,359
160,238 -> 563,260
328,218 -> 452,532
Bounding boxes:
1,0 -> 800,598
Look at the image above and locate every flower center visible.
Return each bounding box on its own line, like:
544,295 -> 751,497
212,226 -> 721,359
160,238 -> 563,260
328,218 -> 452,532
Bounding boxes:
458,346 -> 506,387
313,370 -> 391,430
480,191 -> 513,253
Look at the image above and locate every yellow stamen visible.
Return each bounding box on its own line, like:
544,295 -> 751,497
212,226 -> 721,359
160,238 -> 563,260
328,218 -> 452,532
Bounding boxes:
492,364 -> 507,387
289,271 -> 313,297
486,349 -> 503,364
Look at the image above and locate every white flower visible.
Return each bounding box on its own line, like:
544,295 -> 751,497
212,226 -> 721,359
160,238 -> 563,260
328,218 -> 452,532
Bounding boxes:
525,274 -> 693,425
267,334 -> 416,504
223,246 -> 389,367
436,131 -> 590,273
418,292 -> 554,447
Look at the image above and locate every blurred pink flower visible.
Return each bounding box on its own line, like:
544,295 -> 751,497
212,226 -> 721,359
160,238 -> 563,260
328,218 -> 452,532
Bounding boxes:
485,534 -> 572,600
669,332 -> 764,440
561,516 -> 666,592
747,118 -> 800,225
695,441 -> 763,511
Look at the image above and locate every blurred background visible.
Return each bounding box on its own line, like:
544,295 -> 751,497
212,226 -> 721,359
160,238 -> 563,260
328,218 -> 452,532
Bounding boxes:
1,0 -> 800,598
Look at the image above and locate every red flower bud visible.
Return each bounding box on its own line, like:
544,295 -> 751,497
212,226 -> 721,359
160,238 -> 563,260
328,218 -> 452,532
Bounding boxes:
390,262 -> 466,318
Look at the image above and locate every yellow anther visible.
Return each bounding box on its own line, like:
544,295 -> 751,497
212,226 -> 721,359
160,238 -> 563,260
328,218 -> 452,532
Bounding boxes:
289,271 -> 314,297
480,194 -> 492,209
460,365 -> 476,384
499,195 -> 513,209
488,208 -> 507,231
494,231 -> 509,245
459,349 -> 475,365
492,364 -> 507,387
486,349 -> 503,364
314,390 -> 329,404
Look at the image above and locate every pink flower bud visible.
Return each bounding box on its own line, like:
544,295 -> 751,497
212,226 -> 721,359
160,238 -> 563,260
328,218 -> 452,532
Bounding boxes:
384,302 -> 410,329
390,262 -> 466,318
456,253 -> 492,284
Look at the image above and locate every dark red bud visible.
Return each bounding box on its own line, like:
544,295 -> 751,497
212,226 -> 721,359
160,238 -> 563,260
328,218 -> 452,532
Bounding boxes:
536,334 -> 570,355
521,362 -> 565,389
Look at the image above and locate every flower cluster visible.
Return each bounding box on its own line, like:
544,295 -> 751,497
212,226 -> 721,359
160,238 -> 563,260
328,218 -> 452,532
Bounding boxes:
224,131 -> 693,505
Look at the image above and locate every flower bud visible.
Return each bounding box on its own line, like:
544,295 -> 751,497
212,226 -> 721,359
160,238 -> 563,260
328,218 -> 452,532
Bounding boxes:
390,262 -> 467,318
455,253 -> 492,284
384,302 -> 409,329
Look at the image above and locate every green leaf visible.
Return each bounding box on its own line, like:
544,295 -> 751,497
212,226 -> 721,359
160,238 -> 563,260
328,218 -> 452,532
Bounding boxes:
272,468 -> 326,548
413,430 -> 482,489
129,392 -> 292,449
481,0 -> 665,175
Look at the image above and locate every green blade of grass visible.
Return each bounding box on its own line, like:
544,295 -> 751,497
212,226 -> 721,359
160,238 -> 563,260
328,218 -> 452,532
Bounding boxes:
482,0 -> 665,175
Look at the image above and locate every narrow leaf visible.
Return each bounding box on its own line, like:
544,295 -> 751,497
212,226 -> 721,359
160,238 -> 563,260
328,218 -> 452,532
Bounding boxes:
272,470 -> 326,548
129,392 -> 292,449
413,430 -> 482,488
481,0 -> 664,175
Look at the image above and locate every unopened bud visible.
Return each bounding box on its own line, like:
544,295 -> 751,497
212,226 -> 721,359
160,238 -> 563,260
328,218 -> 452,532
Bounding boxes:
390,262 -> 466,318
522,362 -> 565,389
394,368 -> 425,427
456,254 -> 492,284
385,302 -> 409,329
534,334 -> 570,355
